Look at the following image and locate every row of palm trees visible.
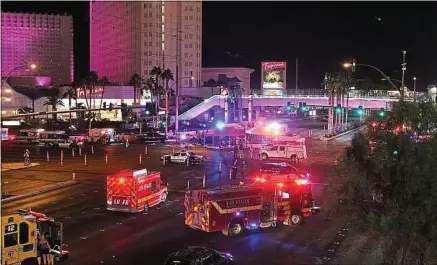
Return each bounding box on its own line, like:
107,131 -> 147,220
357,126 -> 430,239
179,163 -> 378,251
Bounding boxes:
18,66 -> 175,126
323,71 -> 355,134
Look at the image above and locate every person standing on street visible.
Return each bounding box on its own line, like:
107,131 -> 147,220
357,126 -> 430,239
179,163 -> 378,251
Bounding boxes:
24,149 -> 30,166
125,137 -> 129,147
231,160 -> 238,183
241,160 -> 247,179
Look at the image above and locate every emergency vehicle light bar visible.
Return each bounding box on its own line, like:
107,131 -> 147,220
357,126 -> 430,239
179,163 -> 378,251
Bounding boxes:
133,169 -> 148,177
295,179 -> 308,185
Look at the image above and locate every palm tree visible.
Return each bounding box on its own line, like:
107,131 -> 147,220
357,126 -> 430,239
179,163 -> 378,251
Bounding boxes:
323,72 -> 354,134
161,69 -> 174,134
14,86 -> 44,120
84,71 -> 99,129
99,76 -> 110,113
72,102 -> 86,120
17,107 -> 33,122
204,78 -> 217,96
150,66 -> 163,113
142,77 -> 155,101
63,86 -> 77,125
83,71 -> 99,113
43,88 -> 65,121
128,73 -> 143,104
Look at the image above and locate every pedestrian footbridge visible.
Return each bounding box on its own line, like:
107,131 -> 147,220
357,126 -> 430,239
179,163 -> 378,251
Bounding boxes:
179,92 -> 414,121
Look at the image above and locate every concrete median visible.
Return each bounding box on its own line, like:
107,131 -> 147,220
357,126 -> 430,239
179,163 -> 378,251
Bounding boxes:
1,180 -> 79,203
1,162 -> 40,172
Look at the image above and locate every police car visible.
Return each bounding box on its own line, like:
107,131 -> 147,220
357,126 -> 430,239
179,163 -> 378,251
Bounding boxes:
160,151 -> 206,165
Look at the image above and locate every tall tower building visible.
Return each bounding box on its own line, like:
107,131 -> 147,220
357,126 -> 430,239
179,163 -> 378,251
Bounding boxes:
90,1 -> 202,89
1,12 -> 74,85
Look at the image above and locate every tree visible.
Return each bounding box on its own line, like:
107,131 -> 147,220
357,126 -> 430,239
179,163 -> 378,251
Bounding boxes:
83,71 -> 99,129
43,88 -> 65,121
72,102 -> 86,120
63,86 -> 77,125
161,69 -> 174,134
13,86 -> 45,120
83,71 -> 99,113
17,107 -> 33,122
327,99 -> 437,264
128,73 -> 143,104
204,78 -> 217,96
98,76 -> 110,114
323,71 -> 355,134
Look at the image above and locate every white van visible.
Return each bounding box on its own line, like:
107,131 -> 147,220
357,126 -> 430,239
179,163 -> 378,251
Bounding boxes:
260,140 -> 307,162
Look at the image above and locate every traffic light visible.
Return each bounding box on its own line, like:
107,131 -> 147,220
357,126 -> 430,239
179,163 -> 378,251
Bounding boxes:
302,103 -> 308,112
109,103 -> 113,111
103,102 -> 107,110
335,104 -> 342,114
357,106 -> 363,115
286,102 -> 292,112
144,103 -> 155,116
378,108 -> 385,118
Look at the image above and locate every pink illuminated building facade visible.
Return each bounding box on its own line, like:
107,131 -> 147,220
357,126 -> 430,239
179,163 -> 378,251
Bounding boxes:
1,12 -> 74,85
90,1 -> 202,90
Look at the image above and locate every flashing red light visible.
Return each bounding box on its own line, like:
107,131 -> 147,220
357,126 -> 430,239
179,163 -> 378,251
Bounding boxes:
278,183 -> 284,188
295,179 -> 308,185
119,178 -> 125,184
371,122 -> 377,127
255,177 -> 266,183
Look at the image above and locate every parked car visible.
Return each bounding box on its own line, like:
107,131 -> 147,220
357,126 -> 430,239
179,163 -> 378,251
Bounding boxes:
165,246 -> 235,265
139,132 -> 166,143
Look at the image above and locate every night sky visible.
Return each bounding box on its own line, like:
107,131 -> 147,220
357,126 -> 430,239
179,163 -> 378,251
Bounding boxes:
2,1 -> 437,90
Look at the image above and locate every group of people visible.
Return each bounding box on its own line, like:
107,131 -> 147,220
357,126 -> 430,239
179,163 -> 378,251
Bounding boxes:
38,233 -> 55,265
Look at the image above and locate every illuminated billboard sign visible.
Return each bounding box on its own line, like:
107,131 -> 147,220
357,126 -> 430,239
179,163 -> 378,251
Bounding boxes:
261,62 -> 286,96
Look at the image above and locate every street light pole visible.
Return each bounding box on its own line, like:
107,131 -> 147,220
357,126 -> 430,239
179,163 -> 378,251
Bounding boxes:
1,63 -> 37,87
413,77 -> 417,103
400,50 -> 407,101
344,62 -> 398,90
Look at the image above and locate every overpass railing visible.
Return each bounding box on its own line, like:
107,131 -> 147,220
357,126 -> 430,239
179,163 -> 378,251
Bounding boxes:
249,89 -> 425,100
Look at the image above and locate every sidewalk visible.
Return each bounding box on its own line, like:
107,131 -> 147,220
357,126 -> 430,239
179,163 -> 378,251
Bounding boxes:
1,162 -> 40,172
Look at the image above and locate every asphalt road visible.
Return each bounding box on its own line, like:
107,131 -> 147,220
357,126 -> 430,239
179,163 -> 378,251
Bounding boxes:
1,119 -> 353,265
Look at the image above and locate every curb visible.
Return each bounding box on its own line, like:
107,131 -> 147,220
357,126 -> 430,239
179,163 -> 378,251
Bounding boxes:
1,163 -> 41,172
1,180 -> 79,203
319,125 -> 366,141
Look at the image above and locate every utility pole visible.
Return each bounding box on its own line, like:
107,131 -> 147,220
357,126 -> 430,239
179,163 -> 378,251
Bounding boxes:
175,2 -> 181,133
401,50 -> 407,100
295,58 -> 298,95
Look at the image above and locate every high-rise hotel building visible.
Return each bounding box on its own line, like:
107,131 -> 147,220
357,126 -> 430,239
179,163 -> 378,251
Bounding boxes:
1,12 -> 74,85
90,1 -> 202,89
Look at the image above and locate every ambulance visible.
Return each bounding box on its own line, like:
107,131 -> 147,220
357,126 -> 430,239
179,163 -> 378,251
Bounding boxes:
1,209 -> 69,265
106,168 -> 168,213
88,128 -> 116,144
184,179 -> 319,236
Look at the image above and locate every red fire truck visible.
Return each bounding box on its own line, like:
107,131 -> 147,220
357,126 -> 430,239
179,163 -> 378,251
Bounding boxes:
184,179 -> 318,236
106,168 -> 168,213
